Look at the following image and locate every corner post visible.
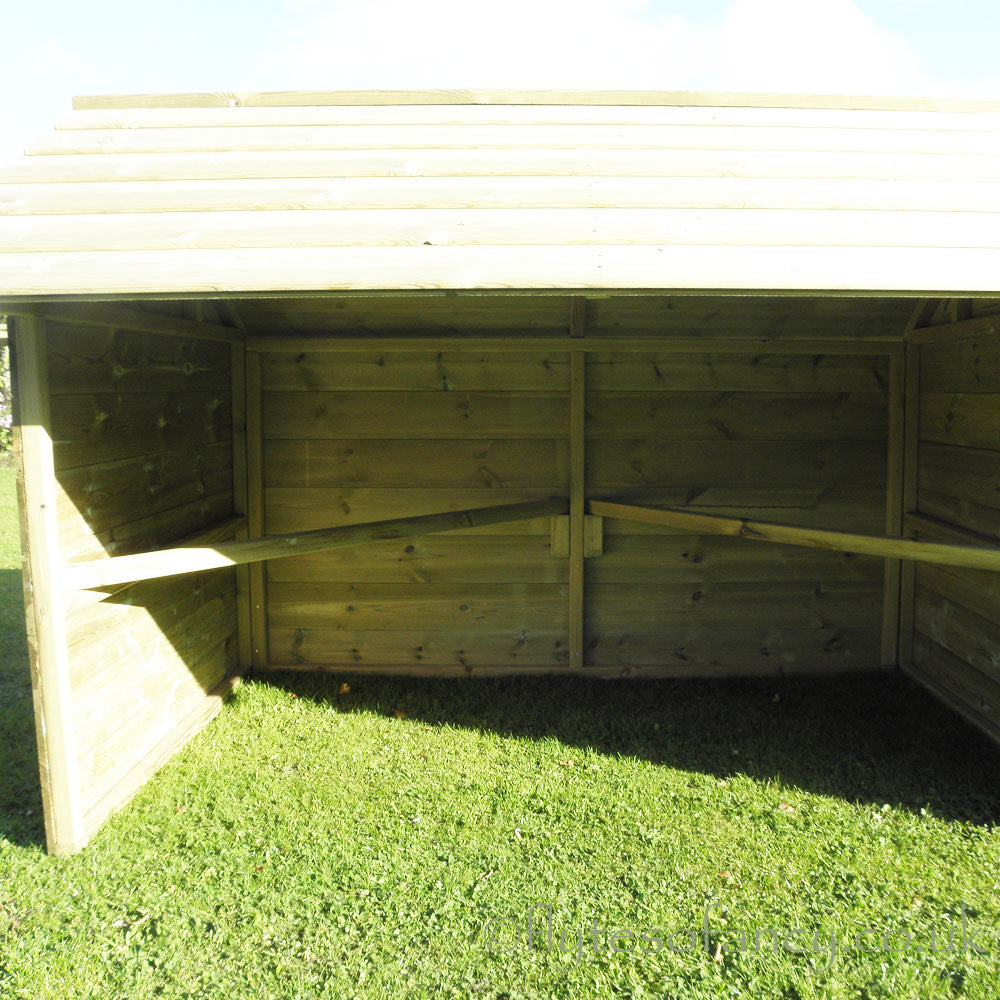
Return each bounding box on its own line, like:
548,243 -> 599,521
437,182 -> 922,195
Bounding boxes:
569,297 -> 586,669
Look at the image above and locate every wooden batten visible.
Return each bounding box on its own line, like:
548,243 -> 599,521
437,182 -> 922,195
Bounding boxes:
244,351 -> 267,667
568,297 -> 586,669
2,301 -> 243,344
881,351 -> 906,665
231,342 -> 252,668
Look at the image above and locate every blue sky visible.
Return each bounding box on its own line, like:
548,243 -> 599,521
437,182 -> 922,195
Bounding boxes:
2,0 -> 1000,166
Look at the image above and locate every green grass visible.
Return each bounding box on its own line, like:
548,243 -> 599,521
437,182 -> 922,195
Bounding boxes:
1,465 -> 999,999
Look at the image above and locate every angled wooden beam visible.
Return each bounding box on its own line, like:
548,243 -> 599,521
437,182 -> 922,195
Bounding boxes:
1,301 -> 243,343
906,312 -> 999,345
63,498 -> 569,591
588,499 -> 1000,574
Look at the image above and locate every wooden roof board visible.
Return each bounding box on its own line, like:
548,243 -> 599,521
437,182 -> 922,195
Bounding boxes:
3,90 -> 1000,298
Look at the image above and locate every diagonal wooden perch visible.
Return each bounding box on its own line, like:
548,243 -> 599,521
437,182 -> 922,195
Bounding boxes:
588,500 -> 1000,574
64,498 -> 568,591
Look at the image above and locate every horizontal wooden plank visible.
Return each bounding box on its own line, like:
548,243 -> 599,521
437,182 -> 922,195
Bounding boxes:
916,490 -> 1000,541
906,313 -> 1000,345
586,626 -> 881,669
587,354 -> 890,393
69,574 -> 237,692
920,335 -> 1000,392
585,294 -> 911,339
240,293 -> 910,342
46,322 -> 231,394
11,147 -> 1000,188
589,534 -> 883,584
267,626 -> 568,667
56,440 -> 234,538
920,392 -> 1000,449
3,300 -> 241,343
905,510 -> 1000,548
268,581 -> 568,630
50,391 -> 232,471
590,499 -> 1000,573
915,587 -> 1000,683
586,581 -> 881,629
265,623 -> 880,671
587,439 -> 887,490
62,498 -> 569,590
69,89 -> 1000,113
264,488 -> 559,534
7,177 -> 1000,217
916,561 -> 1000,629
596,487 -> 885,534
261,352 -> 569,392
908,635 -> 1000,742
257,660 -> 878,677
250,336 -> 902,355
2,245 -> 996,297
28,123 -> 1000,158
586,392 -> 887,440
918,443 -> 1000,510
264,439 -> 568,488
266,535 -> 568,584
80,673 -> 241,839
60,491 -> 236,573
6,208 -> 1000,253
56,105 -> 1000,132
263,391 -> 567,440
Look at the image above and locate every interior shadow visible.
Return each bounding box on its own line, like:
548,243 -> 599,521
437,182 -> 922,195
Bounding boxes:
259,669 -> 1000,827
0,567 -> 45,849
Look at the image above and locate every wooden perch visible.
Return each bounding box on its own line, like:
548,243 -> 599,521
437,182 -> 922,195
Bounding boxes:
588,500 -> 1000,574
63,498 -> 568,591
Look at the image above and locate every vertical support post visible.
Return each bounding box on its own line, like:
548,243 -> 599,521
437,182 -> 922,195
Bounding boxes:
569,297 -> 586,669
246,350 -> 268,667
881,349 -> 906,666
10,315 -> 86,854
898,340 -> 921,666
231,342 -> 252,669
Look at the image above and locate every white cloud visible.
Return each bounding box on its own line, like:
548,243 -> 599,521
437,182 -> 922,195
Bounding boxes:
270,0 -> 966,95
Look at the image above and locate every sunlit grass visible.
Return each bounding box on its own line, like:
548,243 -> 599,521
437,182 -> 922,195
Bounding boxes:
1,465 -> 999,999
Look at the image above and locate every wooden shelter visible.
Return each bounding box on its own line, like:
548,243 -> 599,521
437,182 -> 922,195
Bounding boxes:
3,89 -> 1000,855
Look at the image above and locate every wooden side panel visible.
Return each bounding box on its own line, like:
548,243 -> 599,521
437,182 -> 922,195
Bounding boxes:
910,298 -> 1000,743
586,347 -> 889,673
41,316 -> 239,846
10,316 -> 86,854
260,333 -> 571,670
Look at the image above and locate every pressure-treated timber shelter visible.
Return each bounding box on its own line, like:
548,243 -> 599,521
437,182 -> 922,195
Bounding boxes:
4,89 -> 1000,855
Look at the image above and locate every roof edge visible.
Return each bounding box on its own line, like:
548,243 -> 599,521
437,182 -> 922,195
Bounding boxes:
71,88 -> 1000,114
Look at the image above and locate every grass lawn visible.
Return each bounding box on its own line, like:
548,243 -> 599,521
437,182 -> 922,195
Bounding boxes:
1,464 -> 999,999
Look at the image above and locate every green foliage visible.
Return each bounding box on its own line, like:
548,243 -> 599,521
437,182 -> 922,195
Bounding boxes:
0,468 -> 998,998
0,321 -> 12,462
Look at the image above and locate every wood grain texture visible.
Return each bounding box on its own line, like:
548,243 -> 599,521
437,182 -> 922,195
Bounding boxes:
69,89 -> 1000,112
10,316 -> 86,854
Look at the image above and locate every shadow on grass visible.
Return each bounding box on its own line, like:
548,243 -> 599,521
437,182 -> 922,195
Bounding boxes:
0,568 -> 45,849
259,667 -> 1000,827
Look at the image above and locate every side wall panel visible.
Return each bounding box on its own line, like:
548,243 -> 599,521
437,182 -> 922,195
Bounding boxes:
45,317 -> 238,840
910,298 -> 1000,739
